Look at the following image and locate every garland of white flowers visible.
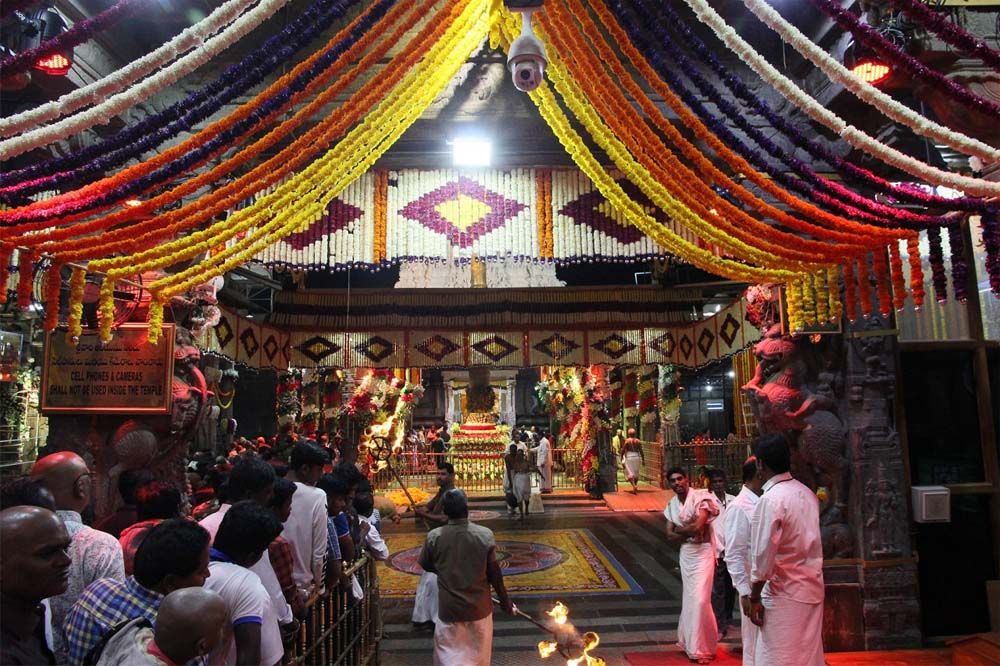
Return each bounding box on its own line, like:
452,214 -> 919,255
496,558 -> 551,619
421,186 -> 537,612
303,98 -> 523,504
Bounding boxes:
0,0 -> 259,138
739,0 -> 999,163
681,0 -> 1000,197
0,0 -> 294,158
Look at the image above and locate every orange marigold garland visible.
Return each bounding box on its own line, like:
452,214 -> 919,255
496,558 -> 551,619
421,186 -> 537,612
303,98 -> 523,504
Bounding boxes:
888,241 -> 907,311
536,168 -> 553,258
872,247 -> 892,317
373,169 -> 388,263
44,261 -> 63,331
16,249 -> 33,309
843,261 -> 858,322
856,255 -> 873,318
907,236 -> 925,309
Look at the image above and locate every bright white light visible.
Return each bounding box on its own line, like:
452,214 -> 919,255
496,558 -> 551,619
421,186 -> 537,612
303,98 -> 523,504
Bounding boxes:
452,137 -> 492,167
714,304 -> 722,313
727,370 -> 736,378
705,385 -> 712,391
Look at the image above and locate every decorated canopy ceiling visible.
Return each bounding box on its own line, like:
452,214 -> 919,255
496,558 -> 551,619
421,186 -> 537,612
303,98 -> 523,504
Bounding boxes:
1,0 -> 997,345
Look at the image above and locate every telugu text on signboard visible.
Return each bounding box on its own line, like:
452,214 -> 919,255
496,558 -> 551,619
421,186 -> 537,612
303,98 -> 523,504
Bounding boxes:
41,324 -> 175,414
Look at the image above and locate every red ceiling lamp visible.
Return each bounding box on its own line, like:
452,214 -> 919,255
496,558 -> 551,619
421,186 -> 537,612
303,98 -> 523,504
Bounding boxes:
34,52 -> 72,76
851,58 -> 892,85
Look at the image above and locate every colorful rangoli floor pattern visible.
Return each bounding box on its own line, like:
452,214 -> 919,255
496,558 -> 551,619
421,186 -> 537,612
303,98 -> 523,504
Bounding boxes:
377,528 -> 642,598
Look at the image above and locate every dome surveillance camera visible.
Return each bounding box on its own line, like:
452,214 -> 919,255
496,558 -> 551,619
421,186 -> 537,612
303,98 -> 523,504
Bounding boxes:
506,8 -> 547,92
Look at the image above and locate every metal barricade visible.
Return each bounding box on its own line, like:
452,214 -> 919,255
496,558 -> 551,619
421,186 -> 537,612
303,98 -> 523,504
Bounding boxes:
292,555 -> 380,665
371,449 -> 583,494
662,439 -> 753,488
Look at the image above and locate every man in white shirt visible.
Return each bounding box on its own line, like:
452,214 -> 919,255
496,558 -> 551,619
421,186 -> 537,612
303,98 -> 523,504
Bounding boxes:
354,492 -> 389,561
664,466 -> 720,664
748,434 -> 825,666
723,457 -> 763,665
707,468 -> 737,638
205,501 -> 285,666
281,443 -> 329,590
534,432 -> 553,493
200,457 -> 295,633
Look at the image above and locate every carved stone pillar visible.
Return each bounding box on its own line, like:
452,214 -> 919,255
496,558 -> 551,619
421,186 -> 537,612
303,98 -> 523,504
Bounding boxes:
841,314 -> 921,650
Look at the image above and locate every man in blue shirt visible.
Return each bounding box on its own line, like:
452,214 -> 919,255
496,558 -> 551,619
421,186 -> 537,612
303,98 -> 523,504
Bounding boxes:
63,520 -> 211,666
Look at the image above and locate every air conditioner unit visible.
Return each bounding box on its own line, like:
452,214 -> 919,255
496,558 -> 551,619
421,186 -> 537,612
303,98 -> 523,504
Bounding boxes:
911,485 -> 950,523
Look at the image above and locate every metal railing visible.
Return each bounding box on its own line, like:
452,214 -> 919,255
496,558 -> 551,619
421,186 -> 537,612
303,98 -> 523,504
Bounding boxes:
371,449 -> 584,495
662,439 -> 753,488
292,555 -> 380,665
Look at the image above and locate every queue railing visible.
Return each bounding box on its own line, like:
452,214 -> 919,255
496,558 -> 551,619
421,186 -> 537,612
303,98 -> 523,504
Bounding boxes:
370,449 -> 583,494
291,555 -> 380,665
662,438 -> 753,487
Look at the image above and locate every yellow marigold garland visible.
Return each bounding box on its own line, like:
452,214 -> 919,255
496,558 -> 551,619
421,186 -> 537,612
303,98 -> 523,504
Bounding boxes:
827,266 -> 843,324
814,268 -> 829,324
66,267 -> 86,345
494,8 -> 796,283
147,296 -> 166,345
786,278 -> 804,332
536,168 -> 553,258
98,277 -> 116,342
801,272 -> 817,326
532,24 -> 816,273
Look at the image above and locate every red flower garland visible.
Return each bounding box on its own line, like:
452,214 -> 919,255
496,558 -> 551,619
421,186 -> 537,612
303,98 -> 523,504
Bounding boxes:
856,255 -> 873,318
872,248 -> 892,317
843,260 -> 858,322
907,237 -> 925,309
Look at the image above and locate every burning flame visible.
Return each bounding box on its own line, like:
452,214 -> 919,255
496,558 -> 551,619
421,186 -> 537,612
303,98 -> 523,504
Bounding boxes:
538,641 -> 559,659
546,601 -> 569,625
566,633 -> 604,666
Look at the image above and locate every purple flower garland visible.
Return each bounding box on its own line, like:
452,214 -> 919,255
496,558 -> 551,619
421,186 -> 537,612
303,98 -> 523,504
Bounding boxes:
946,223 -> 968,303
0,0 -> 389,224
809,0 -> 1000,118
888,0 -> 1000,72
925,226 -> 949,303
0,0 -> 366,203
620,0 -> 985,216
0,0 -> 145,75
620,0 -> 948,228
982,205 -> 1000,297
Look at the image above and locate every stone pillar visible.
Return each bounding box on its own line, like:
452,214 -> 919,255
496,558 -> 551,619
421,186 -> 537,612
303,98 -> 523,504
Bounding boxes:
840,314 -> 921,650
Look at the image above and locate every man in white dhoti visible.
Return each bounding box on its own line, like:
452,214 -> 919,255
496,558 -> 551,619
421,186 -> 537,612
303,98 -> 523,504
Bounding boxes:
410,463 -> 455,630
418,489 -> 514,666
535,431 -> 553,493
665,466 -> 721,664
723,457 -> 763,665
748,434 -> 825,666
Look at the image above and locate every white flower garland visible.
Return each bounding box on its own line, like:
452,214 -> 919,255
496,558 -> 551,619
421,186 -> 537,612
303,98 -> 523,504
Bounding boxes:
0,0 -> 293,159
0,0 -> 258,138
682,0 -> 1000,197
740,0 -> 998,163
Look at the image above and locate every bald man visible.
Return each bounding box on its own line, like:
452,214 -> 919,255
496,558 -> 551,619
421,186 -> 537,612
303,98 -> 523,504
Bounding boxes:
95,588 -> 227,665
0,506 -> 73,665
32,452 -> 125,661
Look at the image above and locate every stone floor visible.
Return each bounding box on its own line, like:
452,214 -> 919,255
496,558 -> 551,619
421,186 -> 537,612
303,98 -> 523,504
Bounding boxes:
377,491 -> 718,666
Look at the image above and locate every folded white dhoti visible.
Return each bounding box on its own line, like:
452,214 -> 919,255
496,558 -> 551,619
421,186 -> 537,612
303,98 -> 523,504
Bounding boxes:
433,614 -> 493,666
753,596 -> 823,666
412,571 -> 439,624
677,540 -> 718,661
